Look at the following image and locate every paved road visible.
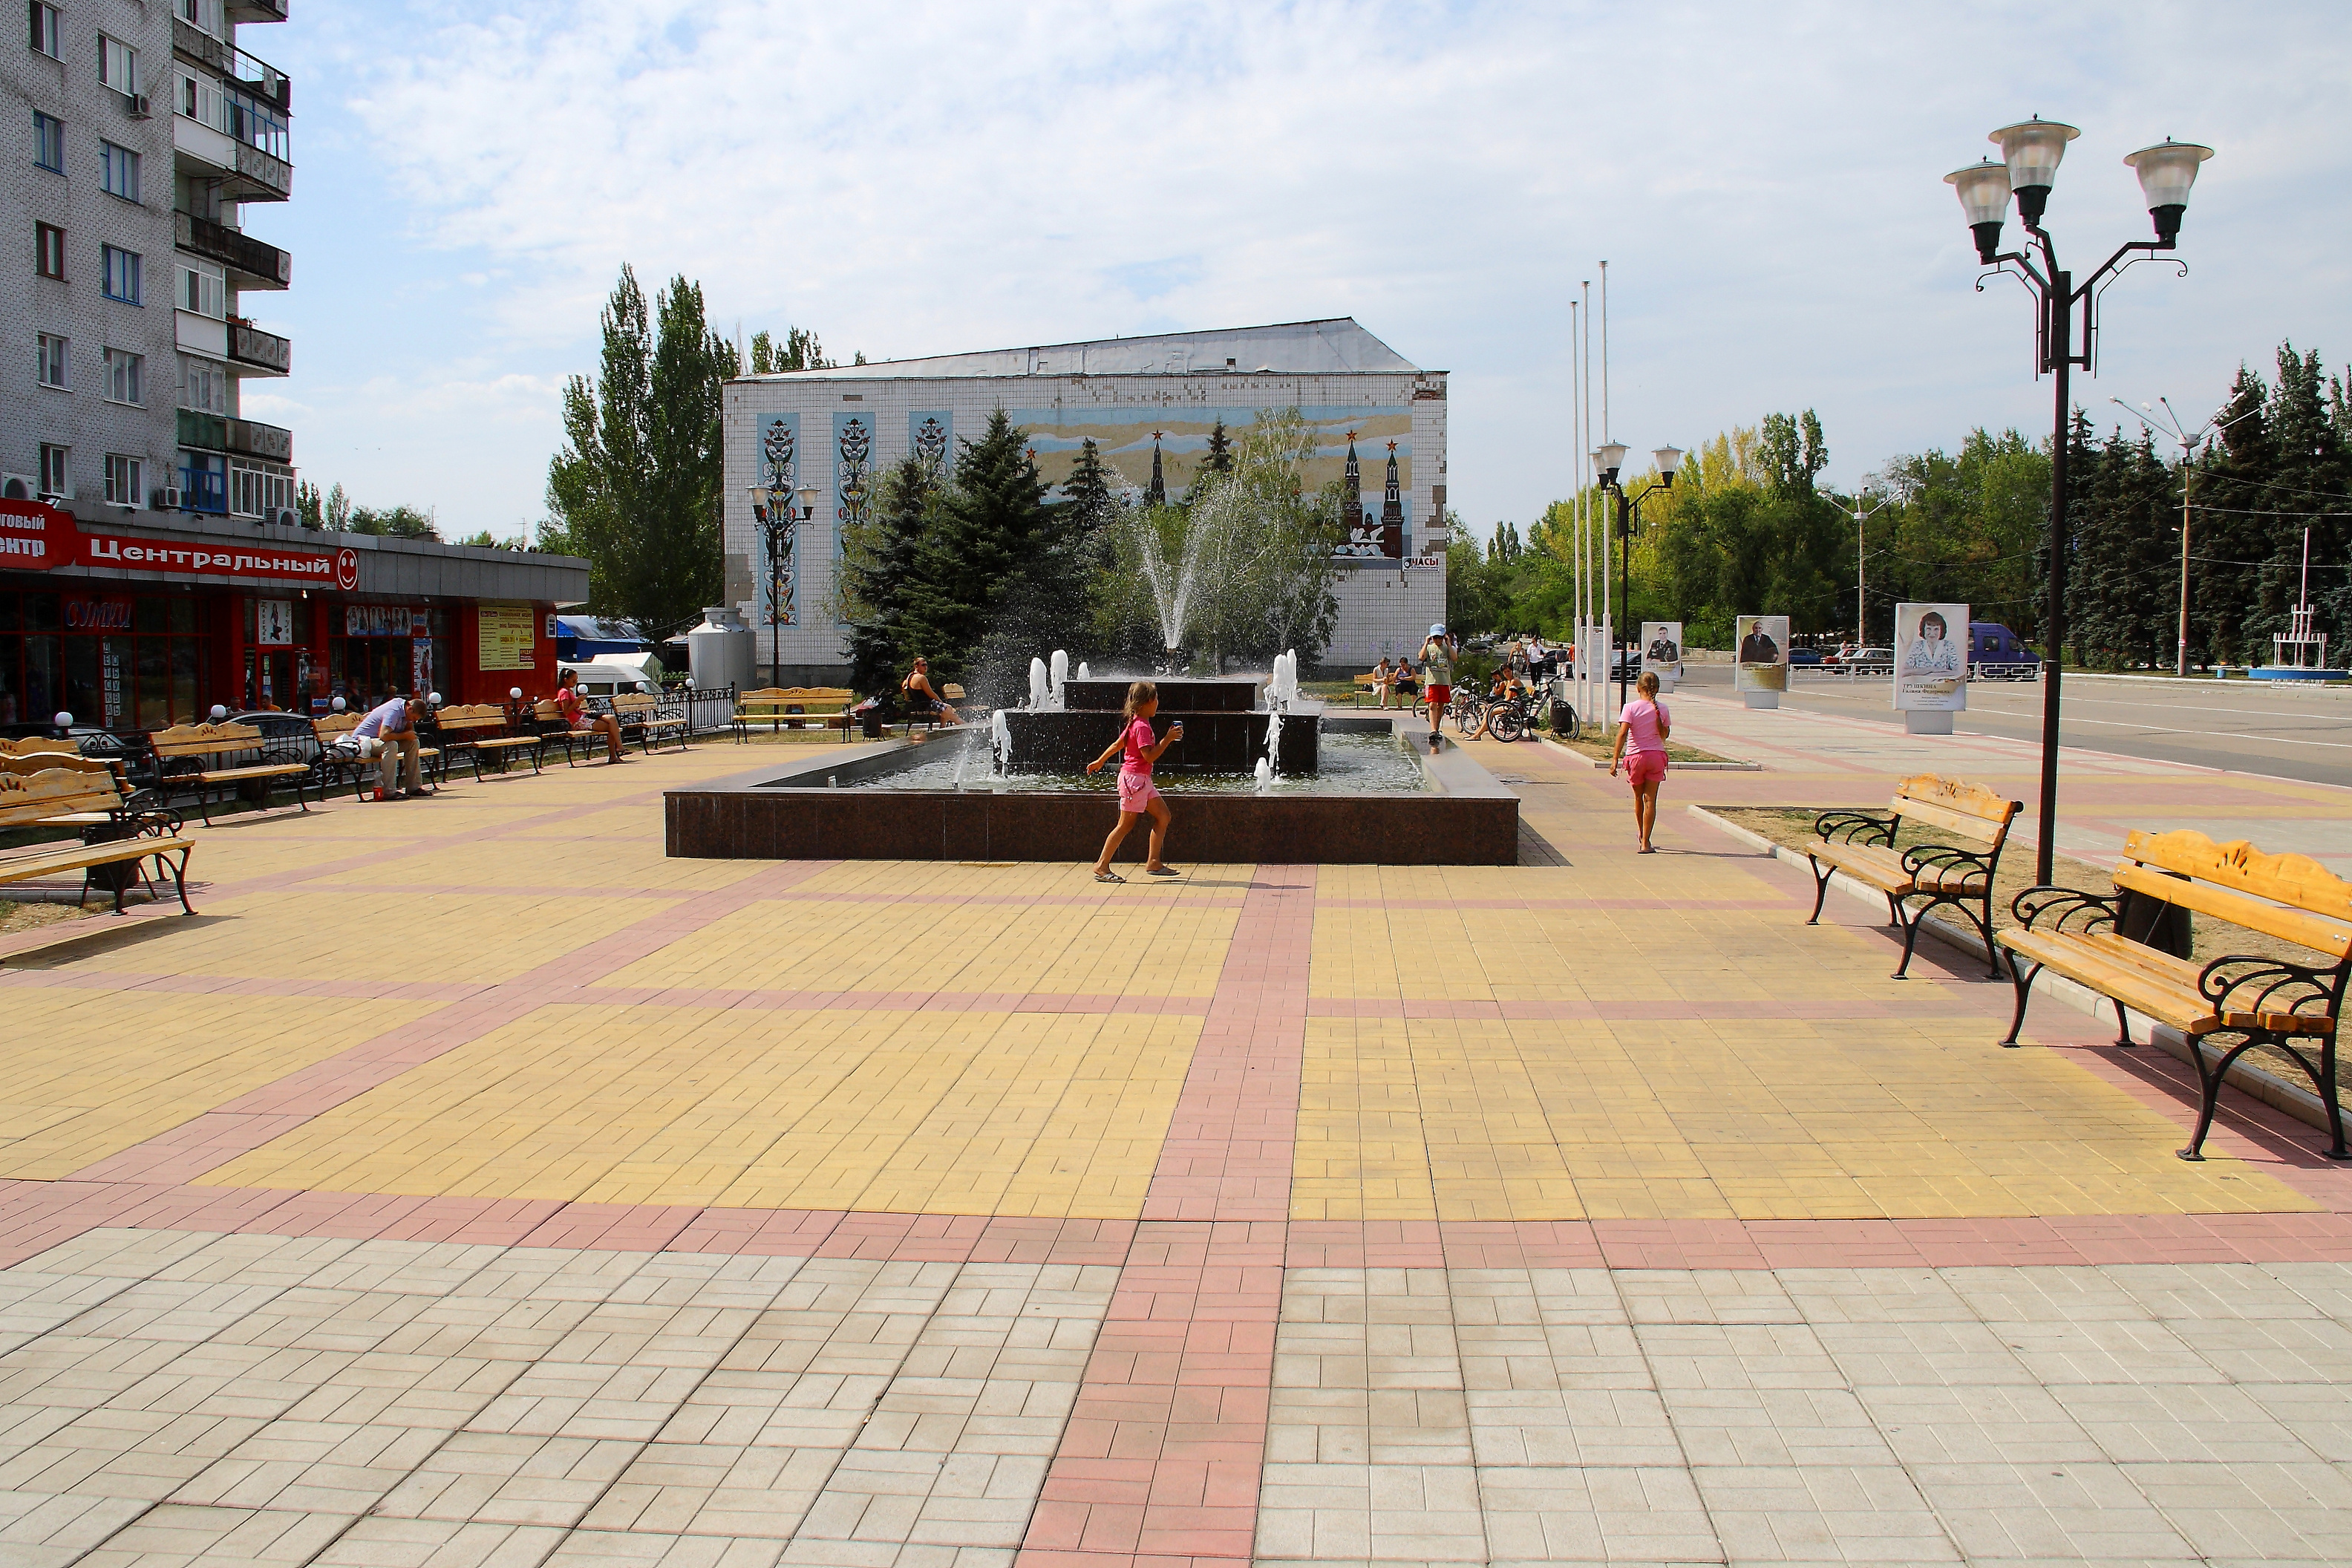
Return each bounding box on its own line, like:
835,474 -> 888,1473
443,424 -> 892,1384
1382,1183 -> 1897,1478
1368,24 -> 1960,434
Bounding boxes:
1668,661 -> 2352,789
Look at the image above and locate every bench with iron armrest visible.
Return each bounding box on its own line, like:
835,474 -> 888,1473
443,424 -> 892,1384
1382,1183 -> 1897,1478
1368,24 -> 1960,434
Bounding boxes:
901,682 -> 966,739
434,705 -> 546,778
732,687 -> 858,742
148,722 -> 316,826
1806,772 -> 2022,979
610,691 -> 691,753
314,713 -> 444,798
0,771 -> 195,918
0,742 -> 168,822
1999,828 -> 2351,1163
529,700 -> 606,765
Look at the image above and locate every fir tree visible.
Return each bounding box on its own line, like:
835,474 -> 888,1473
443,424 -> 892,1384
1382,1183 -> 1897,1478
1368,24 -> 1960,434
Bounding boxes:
901,410 -> 1052,686
1062,438 -> 1117,535
1183,419 -> 1235,503
843,455 -> 936,696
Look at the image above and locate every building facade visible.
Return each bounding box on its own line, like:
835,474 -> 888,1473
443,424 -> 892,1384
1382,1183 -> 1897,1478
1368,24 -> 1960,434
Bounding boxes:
7,0 -> 297,528
722,319 -> 1448,682
1,499 -> 588,728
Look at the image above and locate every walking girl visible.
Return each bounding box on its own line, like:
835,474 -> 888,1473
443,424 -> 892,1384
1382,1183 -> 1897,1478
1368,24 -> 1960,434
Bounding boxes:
1086,680 -> 1183,882
1608,669 -> 1671,853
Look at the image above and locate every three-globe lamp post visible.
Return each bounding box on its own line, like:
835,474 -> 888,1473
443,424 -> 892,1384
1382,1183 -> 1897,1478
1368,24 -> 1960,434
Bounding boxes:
1944,119 -> 2212,883
1593,441 -> 1683,712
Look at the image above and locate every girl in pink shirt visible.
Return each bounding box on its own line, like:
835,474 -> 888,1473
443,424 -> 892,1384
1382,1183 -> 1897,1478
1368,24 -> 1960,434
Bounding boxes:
1085,680 -> 1183,882
1608,670 -> 1671,853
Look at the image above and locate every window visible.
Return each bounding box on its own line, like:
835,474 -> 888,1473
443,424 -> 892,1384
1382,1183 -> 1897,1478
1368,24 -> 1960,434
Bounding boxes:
33,108 -> 62,172
177,261 -> 225,319
38,443 -> 67,498
180,355 -> 229,414
99,140 -> 139,202
36,333 -> 66,388
102,347 -> 143,405
97,34 -> 137,97
175,1 -> 223,39
35,223 -> 64,279
104,454 -> 143,507
30,4 -> 60,59
101,245 -> 140,304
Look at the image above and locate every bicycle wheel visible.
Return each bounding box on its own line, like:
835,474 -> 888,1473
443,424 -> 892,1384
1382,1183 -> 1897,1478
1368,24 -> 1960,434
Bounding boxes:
1492,707 -> 1526,743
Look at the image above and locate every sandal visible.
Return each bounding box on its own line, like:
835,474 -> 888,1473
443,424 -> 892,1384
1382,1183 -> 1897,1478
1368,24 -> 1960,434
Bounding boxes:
1146,866 -> 1183,877
1094,869 -> 1125,883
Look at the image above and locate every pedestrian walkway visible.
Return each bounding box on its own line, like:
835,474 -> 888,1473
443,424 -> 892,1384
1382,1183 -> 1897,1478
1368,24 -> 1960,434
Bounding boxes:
0,731 -> 2345,1566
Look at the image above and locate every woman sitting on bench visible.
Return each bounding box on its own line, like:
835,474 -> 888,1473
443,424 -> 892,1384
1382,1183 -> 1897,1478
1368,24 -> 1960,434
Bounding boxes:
901,657 -> 962,726
556,669 -> 627,764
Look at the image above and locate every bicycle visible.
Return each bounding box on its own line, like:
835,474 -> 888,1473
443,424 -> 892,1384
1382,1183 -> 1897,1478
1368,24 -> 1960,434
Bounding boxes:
1448,686 -> 1486,736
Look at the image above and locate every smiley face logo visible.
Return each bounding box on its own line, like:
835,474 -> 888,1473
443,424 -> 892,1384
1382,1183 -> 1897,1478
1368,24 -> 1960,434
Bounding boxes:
335,547 -> 359,591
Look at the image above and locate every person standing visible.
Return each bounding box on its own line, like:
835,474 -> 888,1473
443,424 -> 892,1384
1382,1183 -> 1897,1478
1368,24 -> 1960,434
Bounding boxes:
353,693 -> 427,800
1608,670 -> 1671,852
1417,624 -> 1456,737
1086,681 -> 1182,882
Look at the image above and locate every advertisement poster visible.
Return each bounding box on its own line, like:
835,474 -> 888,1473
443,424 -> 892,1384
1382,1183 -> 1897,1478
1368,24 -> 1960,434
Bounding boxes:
412,638 -> 434,696
1895,602 -> 1970,711
1641,622 -> 1685,682
256,598 -> 295,646
477,602 -> 537,671
1734,615 -> 1791,692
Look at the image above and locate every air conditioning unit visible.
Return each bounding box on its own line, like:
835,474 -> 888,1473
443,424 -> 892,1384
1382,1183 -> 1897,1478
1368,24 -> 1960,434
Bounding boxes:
0,474 -> 34,501
125,92 -> 151,120
272,506 -> 300,529
153,485 -> 183,511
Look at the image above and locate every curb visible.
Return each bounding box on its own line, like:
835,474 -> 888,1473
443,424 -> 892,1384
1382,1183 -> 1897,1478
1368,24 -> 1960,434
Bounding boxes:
1685,804 -> 2340,1138
1538,736 -> 1762,772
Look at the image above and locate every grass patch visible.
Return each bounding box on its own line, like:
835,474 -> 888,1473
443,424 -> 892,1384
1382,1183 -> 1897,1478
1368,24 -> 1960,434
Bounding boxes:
1549,731 -> 1739,766
1705,804 -> 2345,1113
0,898 -> 102,935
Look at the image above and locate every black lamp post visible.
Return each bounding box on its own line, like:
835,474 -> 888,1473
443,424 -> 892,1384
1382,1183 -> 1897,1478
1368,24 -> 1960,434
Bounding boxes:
1592,441 -> 1683,711
1946,120 -> 2212,883
751,483 -> 818,683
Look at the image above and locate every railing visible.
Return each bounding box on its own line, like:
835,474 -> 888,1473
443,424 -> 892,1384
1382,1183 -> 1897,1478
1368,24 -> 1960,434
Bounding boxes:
177,408 -> 293,463
230,0 -> 291,23
178,466 -> 228,514
174,209 -> 290,286
680,685 -> 738,735
228,321 -> 291,374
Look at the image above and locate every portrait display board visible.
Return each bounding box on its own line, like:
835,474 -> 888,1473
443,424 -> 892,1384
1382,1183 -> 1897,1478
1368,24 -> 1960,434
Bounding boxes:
1895,602 -> 1970,711
1641,622 -> 1684,682
1734,615 -> 1790,693
477,602 -> 538,672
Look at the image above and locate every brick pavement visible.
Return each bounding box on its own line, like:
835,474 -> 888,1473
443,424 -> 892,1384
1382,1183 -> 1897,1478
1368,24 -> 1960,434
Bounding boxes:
0,729 -> 2346,1564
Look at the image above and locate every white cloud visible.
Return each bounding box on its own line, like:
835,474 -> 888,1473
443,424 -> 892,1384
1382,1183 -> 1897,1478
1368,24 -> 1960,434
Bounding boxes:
263,0 -> 2352,538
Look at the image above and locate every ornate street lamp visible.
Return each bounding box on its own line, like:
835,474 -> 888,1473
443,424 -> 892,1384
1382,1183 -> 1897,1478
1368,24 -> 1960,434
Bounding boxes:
1946,118 -> 2212,883
751,482 -> 819,683
1594,443 -> 1682,710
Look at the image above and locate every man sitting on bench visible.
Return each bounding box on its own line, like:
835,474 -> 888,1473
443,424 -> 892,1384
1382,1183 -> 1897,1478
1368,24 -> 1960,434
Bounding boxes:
354,693 -> 428,800
555,669 -> 627,765
901,656 -> 961,726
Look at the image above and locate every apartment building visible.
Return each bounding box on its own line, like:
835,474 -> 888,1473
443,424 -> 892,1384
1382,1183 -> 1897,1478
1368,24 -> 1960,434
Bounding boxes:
6,0 -> 294,524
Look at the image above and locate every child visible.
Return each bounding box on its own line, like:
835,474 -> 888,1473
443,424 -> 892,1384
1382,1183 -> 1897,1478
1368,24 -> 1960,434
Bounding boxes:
1608,669 -> 1671,853
1085,680 -> 1183,882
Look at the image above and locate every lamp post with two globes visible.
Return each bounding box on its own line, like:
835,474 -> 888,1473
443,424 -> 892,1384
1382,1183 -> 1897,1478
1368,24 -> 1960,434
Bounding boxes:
1592,441 -> 1684,713
1944,118 -> 2212,883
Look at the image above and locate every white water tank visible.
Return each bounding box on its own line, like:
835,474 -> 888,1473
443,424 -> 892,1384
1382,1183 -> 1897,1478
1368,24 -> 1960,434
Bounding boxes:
687,605 -> 754,691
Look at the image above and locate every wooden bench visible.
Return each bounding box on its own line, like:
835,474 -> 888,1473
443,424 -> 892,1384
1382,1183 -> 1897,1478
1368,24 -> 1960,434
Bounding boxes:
2000,829 -> 2351,1162
734,687 -> 857,742
530,700 -> 605,765
315,712 -> 445,797
610,691 -> 690,753
1806,773 -> 2022,979
0,771 -> 195,918
149,722 -> 316,826
433,705 -> 545,779
902,683 -> 966,739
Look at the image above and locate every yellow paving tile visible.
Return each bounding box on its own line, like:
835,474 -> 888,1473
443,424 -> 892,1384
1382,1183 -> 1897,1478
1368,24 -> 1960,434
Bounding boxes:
204,1002 -> 1200,1215
0,990 -> 439,1178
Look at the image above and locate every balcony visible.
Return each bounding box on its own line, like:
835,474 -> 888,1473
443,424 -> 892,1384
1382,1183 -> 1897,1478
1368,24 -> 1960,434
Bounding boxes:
178,465 -> 229,515
173,19 -> 293,112
229,0 -> 290,22
177,408 -> 293,464
174,210 -> 290,289
227,320 -> 291,376
171,78 -> 293,200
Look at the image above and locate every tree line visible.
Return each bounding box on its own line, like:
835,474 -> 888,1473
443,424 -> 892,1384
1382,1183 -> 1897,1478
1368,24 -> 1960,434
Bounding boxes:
1448,341 -> 2352,667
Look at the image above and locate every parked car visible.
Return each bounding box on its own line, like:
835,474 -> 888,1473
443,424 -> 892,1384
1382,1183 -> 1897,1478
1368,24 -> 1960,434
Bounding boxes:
1608,648 -> 1642,680
1968,621 -> 2040,679
1788,647 -> 1826,666
1827,644 -> 1894,667
225,710 -> 325,763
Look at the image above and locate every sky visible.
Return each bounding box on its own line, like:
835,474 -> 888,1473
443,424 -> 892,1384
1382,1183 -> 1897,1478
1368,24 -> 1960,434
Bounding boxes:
240,0 -> 2352,548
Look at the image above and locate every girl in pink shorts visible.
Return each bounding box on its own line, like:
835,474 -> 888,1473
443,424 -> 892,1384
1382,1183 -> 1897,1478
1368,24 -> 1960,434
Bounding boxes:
1609,670 -> 1671,853
1085,680 -> 1183,882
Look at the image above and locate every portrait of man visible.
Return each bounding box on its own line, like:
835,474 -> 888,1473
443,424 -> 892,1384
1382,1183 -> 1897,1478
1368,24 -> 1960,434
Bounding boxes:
1739,621 -> 1780,665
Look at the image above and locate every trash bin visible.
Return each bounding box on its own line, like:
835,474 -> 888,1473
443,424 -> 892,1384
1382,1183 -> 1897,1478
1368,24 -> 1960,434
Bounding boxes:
860,705 -> 884,739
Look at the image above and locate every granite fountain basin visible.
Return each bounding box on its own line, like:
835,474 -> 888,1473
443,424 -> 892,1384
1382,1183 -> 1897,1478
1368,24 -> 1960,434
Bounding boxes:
664,715 -> 1520,865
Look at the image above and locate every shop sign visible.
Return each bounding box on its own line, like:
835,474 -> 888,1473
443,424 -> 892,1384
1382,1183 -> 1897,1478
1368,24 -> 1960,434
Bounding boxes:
478,601 -> 536,671
63,595 -> 134,632
0,498 -> 79,569
81,530 -> 360,589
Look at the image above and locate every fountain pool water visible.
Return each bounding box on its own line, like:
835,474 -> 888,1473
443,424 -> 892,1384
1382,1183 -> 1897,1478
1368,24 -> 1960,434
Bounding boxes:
838,729 -> 1422,794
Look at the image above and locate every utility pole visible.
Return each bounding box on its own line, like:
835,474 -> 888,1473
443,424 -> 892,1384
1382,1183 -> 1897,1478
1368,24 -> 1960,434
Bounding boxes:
2114,395 -> 2251,678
